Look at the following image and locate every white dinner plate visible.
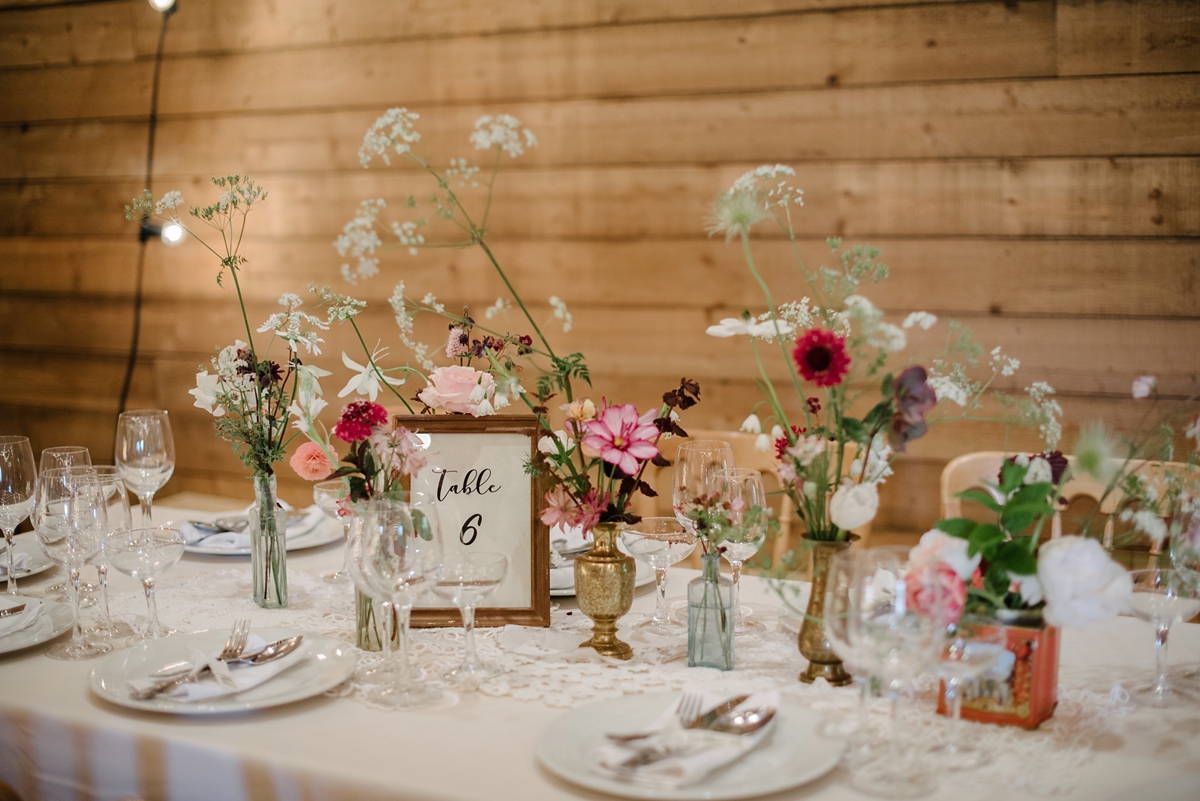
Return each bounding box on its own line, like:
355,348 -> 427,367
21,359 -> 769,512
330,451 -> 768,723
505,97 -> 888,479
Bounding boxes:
0,539 -> 57,584
183,519 -> 344,556
0,595 -> 73,655
551,560 -> 655,598
536,692 -> 843,800
89,626 -> 357,715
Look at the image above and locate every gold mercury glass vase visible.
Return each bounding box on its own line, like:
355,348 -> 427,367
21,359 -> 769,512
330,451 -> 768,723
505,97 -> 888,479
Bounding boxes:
798,536 -> 855,685
573,522 -> 636,659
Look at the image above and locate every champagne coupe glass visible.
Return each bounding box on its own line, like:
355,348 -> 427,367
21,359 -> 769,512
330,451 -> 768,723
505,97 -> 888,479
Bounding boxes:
314,479 -> 355,584
714,467 -> 769,633
33,468 -> 113,660
621,517 -> 696,634
39,446 -> 90,472
434,552 -> 508,687
1126,567 -> 1200,707
105,527 -> 186,639
357,498 -> 444,708
114,410 -> 175,529
930,614 -> 1007,770
0,436 -> 37,597
86,467 -> 136,640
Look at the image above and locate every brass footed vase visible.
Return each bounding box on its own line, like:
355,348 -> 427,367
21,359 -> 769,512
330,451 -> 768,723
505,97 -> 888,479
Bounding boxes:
798,536 -> 855,685
573,522 -> 635,660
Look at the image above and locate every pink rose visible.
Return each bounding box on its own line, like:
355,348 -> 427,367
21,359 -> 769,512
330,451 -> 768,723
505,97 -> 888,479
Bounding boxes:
905,561 -> 966,624
418,366 -> 496,415
290,441 -> 333,481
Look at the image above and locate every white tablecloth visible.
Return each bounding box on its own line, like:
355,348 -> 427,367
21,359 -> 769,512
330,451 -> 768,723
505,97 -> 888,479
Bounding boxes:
0,504 -> 1198,801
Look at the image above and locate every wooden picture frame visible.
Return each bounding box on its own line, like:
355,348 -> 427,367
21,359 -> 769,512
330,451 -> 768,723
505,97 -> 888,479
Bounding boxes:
397,414 -> 551,628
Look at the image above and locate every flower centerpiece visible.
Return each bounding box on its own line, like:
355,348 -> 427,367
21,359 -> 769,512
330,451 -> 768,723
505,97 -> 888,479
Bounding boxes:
126,177 -> 333,609
704,165 -> 1059,681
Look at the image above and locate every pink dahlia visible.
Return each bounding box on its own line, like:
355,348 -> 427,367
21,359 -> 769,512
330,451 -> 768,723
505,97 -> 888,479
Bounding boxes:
792,329 -> 850,388
581,403 -> 659,476
334,400 -> 389,443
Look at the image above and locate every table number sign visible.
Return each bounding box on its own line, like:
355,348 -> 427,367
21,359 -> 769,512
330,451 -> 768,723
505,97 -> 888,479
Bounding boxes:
403,415 -> 551,627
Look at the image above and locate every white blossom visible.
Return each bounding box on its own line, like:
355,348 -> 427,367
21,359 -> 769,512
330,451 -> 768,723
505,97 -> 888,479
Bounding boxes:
928,373 -> 970,407
777,299 -> 817,330
829,479 -> 879,532
739,414 -> 762,434
729,164 -> 802,208
910,528 -> 981,581
538,430 -> 575,456
296,363 -> 332,397
754,433 -> 771,452
1025,382 -> 1063,449
787,434 -> 826,468
991,346 -> 1020,377
338,349 -> 406,401
287,390 -> 327,436
1038,536 -> 1132,630
902,311 -> 938,330
1009,571 -> 1043,605
154,190 -> 184,216
706,190 -> 767,241
470,114 -> 537,158
360,108 -> 421,167
444,157 -> 480,187
390,220 -> 426,256
1132,375 -> 1157,399
1025,456 -> 1053,485
770,425 -> 784,440
848,434 -> 894,484
1187,414 -> 1200,451
257,293 -> 329,354
419,292 -> 445,314
549,296 -> 573,332
484,298 -> 511,319
189,371 -> 224,417
334,199 -> 385,283
1120,508 -> 1169,544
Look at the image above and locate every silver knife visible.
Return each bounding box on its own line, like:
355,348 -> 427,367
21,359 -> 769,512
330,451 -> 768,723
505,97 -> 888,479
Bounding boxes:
0,604 -> 26,618
685,694 -> 750,729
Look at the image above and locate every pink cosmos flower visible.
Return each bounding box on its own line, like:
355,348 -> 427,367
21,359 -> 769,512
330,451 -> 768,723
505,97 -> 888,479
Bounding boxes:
541,485 -> 579,529
289,442 -> 333,481
581,403 -> 659,476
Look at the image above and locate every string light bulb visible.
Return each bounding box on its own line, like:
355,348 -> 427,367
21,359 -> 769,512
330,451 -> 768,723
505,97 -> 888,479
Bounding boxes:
148,0 -> 176,12
160,220 -> 186,247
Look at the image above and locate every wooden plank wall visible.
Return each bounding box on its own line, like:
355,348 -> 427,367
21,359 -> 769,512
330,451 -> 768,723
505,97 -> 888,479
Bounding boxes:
1,0 -> 1197,535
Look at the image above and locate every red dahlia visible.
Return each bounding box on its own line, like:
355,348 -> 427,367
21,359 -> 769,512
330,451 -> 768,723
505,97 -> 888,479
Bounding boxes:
792,329 -> 850,388
334,400 -> 389,443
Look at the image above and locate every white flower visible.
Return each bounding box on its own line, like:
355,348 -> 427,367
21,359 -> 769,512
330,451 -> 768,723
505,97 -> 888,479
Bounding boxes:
777,463 -> 796,482
338,349 -> 406,401
257,293 -> 329,354
484,298 -> 510,319
1009,571 -> 1043,606
1038,536 -> 1132,630
538,430 -> 575,456
1187,414 -> 1200,451
154,190 -> 184,216
849,433 -> 894,484
470,114 -> 537,158
754,433 -> 771,452
360,108 -> 421,167
1119,508 -> 1168,544
549,295 -> 573,332
1131,375 -> 1157,399
311,284 -> 366,321
729,165 -> 802,208
786,434 -> 826,467
334,199 -> 385,283
801,480 -> 817,499
214,340 -> 248,380
1025,382 -> 1063,449
189,371 -> 224,417
473,397 -> 496,416
830,479 -> 879,532
740,414 -> 762,434
770,425 -> 784,440
296,363 -> 332,397
910,528 -> 981,581
706,190 -> 767,241
706,317 -> 794,339
748,319 -> 795,339
869,322 -> 907,353
287,391 -> 327,436
991,347 -> 1021,377
902,311 -> 937,330
1025,456 -> 1053,484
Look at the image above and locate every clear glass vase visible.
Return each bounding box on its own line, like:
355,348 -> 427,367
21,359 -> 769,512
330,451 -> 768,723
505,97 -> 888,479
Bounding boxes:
687,553 -> 734,670
250,474 -> 288,609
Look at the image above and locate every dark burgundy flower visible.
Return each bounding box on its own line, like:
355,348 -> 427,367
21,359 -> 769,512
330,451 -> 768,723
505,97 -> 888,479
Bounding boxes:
517,334 -> 533,355
806,397 -> 821,415
888,366 -> 936,451
792,329 -> 850,388
334,400 -> 389,443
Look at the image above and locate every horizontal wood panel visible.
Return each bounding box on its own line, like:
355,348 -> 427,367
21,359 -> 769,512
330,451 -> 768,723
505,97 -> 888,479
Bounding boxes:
5,236 -> 1198,318
0,2 -> 1056,123
1057,0 -> 1200,77
1,296 -> 1197,396
3,157 -> 1197,239
6,74 -> 1200,179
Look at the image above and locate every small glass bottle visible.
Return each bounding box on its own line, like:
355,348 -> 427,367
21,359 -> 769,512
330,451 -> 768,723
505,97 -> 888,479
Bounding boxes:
687,552 -> 734,670
250,474 -> 289,609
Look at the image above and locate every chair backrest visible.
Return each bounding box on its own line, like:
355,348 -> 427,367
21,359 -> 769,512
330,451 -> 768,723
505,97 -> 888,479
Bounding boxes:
1107,458 -> 1199,559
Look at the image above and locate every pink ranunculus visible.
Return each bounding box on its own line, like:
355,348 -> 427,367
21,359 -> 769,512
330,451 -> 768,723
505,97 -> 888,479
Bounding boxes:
418,366 -> 495,415
905,560 -> 966,624
290,441 -> 333,481
541,485 -> 579,529
581,403 -> 659,476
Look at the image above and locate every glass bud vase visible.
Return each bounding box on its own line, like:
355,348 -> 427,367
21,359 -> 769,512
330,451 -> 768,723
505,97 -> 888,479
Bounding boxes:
250,474 -> 288,609
687,553 -> 734,670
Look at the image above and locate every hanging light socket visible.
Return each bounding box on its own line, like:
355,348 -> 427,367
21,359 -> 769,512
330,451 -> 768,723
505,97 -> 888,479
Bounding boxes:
138,216 -> 186,247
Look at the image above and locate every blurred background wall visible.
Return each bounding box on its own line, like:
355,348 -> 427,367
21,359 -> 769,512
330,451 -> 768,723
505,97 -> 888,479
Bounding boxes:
1,0 -> 1197,537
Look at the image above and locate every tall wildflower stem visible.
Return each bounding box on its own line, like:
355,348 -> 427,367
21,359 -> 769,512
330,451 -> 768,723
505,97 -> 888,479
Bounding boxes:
350,319 -> 415,413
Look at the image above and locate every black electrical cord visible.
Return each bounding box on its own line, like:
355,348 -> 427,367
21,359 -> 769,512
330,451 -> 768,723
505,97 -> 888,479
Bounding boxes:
117,7 -> 174,421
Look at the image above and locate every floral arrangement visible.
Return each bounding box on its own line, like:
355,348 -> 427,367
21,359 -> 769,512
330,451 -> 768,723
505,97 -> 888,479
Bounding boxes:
285,110 -> 699,532
917,456 -> 1132,629
706,166 -> 1060,546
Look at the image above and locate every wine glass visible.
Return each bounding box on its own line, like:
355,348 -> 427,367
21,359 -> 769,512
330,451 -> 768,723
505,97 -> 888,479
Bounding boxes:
621,517 -> 696,634
356,498 -> 444,708
33,467 -> 113,660
105,527 -> 186,640
825,548 -> 885,764
314,479 -> 355,584
0,436 -> 37,597
930,614 -> 1007,770
673,439 -> 734,536
1126,567 -> 1200,708
344,521 -> 396,686
114,410 -> 175,529
713,467 -> 768,633
434,552 -> 508,688
86,467 -> 136,641
1169,507 -> 1200,684
39,446 -> 90,472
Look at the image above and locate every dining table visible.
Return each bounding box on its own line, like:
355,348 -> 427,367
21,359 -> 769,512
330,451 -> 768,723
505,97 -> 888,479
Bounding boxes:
0,496 -> 1198,801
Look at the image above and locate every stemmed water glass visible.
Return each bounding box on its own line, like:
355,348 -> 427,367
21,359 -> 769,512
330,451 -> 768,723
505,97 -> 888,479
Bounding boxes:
114,410 -> 175,529
714,467 -> 768,633
32,467 -> 112,660
0,436 -> 37,597
314,479 -> 355,584
931,614 -> 1007,770
434,552 -> 508,688
825,548 -> 884,765
86,467 -> 136,641
621,517 -> 696,634
673,441 -> 734,528
39,446 -> 90,472
356,498 -> 444,708
105,527 -> 186,640
1169,509 -> 1200,684
1126,567 -> 1200,707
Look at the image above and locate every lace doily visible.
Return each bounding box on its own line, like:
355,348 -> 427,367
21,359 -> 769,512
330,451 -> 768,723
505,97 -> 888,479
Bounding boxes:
103,568 -> 1197,797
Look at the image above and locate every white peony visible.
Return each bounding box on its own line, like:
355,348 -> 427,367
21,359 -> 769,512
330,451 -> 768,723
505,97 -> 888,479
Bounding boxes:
1037,536 -> 1132,630
909,528 -> 980,581
829,479 -> 879,532
1025,456 -> 1052,485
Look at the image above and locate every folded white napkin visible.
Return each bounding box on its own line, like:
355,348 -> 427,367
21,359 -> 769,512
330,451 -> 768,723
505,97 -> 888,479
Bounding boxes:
550,524 -> 588,590
182,504 -> 324,550
0,597 -> 43,638
128,634 -> 310,703
0,553 -> 31,579
592,689 -> 779,789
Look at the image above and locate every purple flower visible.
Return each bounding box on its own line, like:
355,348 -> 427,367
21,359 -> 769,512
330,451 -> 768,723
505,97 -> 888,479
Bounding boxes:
889,366 -> 936,451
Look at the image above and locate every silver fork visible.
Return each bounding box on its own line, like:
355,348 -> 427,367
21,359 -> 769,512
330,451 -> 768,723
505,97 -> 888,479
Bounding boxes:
606,690 -> 705,743
131,619 -> 250,701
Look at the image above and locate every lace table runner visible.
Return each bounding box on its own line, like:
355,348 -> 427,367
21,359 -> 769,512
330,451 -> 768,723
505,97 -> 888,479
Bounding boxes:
104,568 -> 1196,797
